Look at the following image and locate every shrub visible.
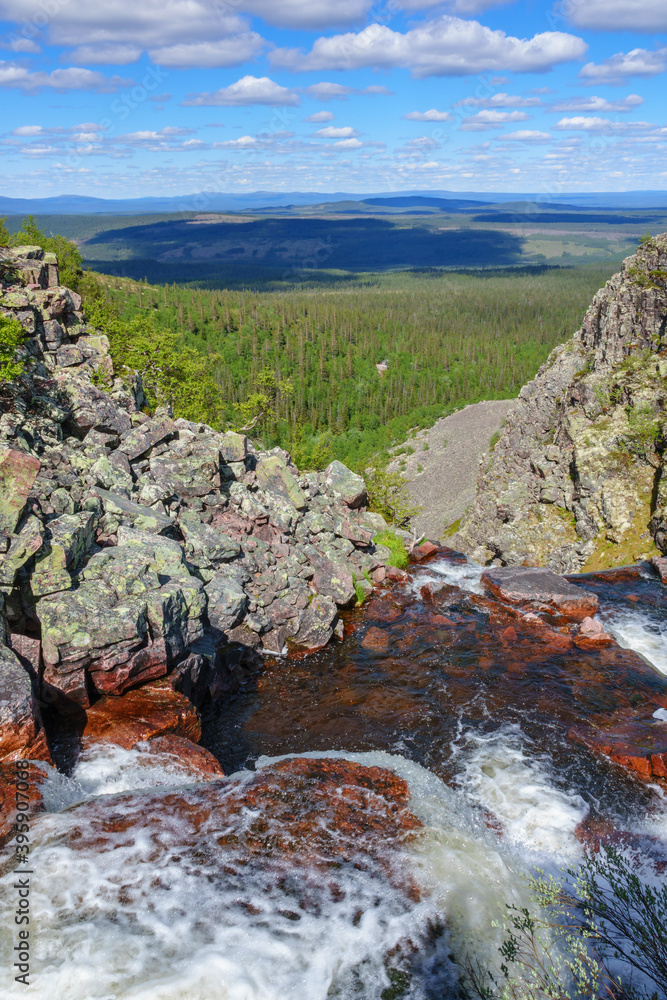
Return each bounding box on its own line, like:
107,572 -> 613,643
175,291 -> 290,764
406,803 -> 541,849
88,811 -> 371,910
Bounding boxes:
461,845 -> 667,1000
11,215 -> 83,289
365,464 -> 422,527
0,314 -> 25,383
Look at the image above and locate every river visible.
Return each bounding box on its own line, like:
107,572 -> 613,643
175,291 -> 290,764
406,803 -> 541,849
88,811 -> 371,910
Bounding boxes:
1,553 -> 666,999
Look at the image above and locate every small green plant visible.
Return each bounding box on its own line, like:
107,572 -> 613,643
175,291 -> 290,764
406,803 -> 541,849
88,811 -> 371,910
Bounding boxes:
489,431 -> 501,452
0,314 -> 25,383
373,529 -> 409,569
0,217 -> 13,248
365,464 -> 422,527
443,517 -> 461,539
422,442 -> 430,451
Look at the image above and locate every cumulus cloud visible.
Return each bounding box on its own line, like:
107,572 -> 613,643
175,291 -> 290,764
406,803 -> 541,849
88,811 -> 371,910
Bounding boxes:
565,0 -> 667,32
242,0 -> 371,30
0,0 -> 263,68
334,137 -> 363,148
304,82 -> 353,101
0,61 -> 132,92
63,43 -> 142,65
304,111 -> 335,122
459,109 -> 531,130
314,126 -> 360,138
550,94 -> 644,113
270,17 -> 587,77
1,35 -> 40,53
182,76 -> 299,107
454,92 -> 542,107
579,48 -> 667,85
402,109 -> 452,121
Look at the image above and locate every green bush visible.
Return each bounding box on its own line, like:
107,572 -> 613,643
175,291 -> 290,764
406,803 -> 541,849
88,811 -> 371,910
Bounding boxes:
0,314 -> 25,382
365,464 -> 422,527
373,529 -> 409,569
0,217 -> 12,248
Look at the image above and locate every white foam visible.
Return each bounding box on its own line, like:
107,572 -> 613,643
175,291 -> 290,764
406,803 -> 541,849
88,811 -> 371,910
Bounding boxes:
451,727 -> 589,860
598,608 -> 667,675
653,708 -> 667,722
409,556 -> 486,598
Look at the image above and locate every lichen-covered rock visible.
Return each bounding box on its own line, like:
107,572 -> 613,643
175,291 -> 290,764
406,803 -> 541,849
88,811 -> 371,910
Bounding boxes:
179,510 -> 240,565
205,573 -> 247,632
0,643 -> 48,761
31,511 -> 96,597
456,235 -> 667,572
324,460 -> 368,509
0,515 -> 44,589
312,557 -> 356,608
256,454 -> 307,510
291,595 -> 338,650
0,447 -> 40,533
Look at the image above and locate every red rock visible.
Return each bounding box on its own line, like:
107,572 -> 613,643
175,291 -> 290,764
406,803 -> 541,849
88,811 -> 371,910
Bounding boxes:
569,720 -> 667,785
59,757 -> 421,895
88,639 -> 169,697
410,541 -> 440,563
0,760 -> 46,848
360,626 -> 390,653
482,566 -> 598,622
386,566 -> 408,582
372,566 -> 387,584
137,735 -> 225,779
0,447 -> 40,533
82,680 -> 201,751
499,626 -> 518,644
652,556 -> 667,584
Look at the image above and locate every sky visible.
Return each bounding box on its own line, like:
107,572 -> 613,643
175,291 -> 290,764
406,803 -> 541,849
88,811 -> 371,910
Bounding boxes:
0,0 -> 666,199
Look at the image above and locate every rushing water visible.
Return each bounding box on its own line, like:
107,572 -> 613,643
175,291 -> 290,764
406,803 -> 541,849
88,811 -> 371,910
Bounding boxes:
1,554 -> 666,999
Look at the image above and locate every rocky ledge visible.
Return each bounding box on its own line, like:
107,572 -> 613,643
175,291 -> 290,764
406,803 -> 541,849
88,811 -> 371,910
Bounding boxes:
0,246 -> 399,764
456,235 -> 667,573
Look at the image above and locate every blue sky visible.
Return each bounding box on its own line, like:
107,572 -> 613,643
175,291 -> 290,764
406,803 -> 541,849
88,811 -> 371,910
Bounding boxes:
1,0 -> 666,198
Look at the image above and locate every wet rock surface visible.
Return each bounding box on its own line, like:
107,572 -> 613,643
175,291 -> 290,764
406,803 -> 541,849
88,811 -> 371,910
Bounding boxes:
456,235 -> 667,572
481,566 -> 598,621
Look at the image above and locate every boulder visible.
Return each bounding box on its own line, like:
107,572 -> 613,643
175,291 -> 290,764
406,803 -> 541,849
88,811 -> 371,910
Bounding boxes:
219,431 -> 248,463
136,734 -> 224,779
179,511 -> 240,565
118,414 -> 175,461
652,556 -> 667,584
312,557 -> 356,607
324,460 -> 367,509
291,595 -> 338,650
31,511 -> 96,597
94,489 -> 173,534
0,643 -> 48,761
0,447 -> 40,534
81,680 -> 201,750
205,573 -> 248,632
0,760 -> 47,848
481,566 -> 598,621
0,515 -> 44,588
256,455 -> 307,510
59,374 -> 132,437
150,443 -> 221,498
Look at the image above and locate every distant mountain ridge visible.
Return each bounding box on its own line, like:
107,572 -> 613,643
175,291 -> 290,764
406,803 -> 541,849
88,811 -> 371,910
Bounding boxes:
2,189 -> 667,216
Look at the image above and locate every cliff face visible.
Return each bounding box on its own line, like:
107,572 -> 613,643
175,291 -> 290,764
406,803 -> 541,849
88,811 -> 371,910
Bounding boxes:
456,234 -> 667,573
0,246 -> 399,760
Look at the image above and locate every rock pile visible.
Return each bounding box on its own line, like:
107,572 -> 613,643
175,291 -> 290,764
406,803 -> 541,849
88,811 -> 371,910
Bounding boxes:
456,235 -> 667,572
0,246 -> 395,762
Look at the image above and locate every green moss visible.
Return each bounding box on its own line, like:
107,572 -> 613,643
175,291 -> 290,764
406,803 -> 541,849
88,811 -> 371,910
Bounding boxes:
443,517 -> 461,539
373,529 -> 409,569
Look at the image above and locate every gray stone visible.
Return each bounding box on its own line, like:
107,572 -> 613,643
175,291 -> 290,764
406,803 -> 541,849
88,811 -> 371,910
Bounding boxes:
481,566 -> 598,621
0,515 -> 44,588
179,510 -> 240,565
31,511 -> 96,597
0,447 -> 41,534
291,595 -> 338,650
119,415 -> 175,461
205,572 -> 248,632
95,489 -> 173,534
256,455 -> 307,510
324,460 -> 367,508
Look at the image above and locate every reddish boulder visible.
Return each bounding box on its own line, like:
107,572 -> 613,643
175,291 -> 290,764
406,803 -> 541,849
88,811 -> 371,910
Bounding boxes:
82,680 -> 201,751
361,626 -> 390,653
410,541 -> 440,563
0,643 -> 51,763
569,720 -> 667,785
0,447 -> 40,533
0,760 -> 47,848
652,556 -> 667,584
482,566 -> 598,621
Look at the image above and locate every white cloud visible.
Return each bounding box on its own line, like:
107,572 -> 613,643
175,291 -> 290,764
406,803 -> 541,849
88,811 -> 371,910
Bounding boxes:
242,0 -> 371,29
116,127 -> 194,143
565,0 -> 667,32
501,130 -> 552,141
304,111 -> 335,122
1,36 -> 40,53
579,48 -> 667,86
64,43 -> 141,64
553,116 -> 656,133
0,62 -> 131,92
454,92 -> 542,108
549,94 -> 644,113
334,137 -> 363,148
12,125 -> 43,135
362,85 -> 393,95
314,126 -> 360,138
304,82 -> 354,101
0,0 -> 262,67
460,109 -> 531,130
402,109 -> 452,121
182,76 -> 300,108
149,36 -> 263,68
271,17 -> 587,78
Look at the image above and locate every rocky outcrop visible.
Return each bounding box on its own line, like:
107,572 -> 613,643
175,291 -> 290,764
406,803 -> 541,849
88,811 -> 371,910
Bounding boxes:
0,246 -> 396,758
456,235 -> 667,572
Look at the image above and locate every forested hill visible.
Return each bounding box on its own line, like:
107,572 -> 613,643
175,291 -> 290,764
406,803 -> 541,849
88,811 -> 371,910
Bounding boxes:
90,265 -> 615,470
